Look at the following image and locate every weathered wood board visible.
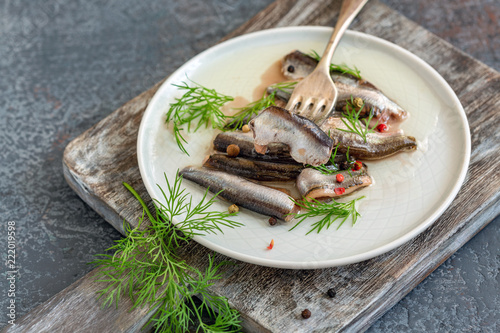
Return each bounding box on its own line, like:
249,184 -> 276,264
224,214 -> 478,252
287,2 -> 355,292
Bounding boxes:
5,0 -> 499,332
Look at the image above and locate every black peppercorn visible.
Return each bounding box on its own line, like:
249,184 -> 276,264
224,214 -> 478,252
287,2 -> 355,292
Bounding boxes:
301,309 -> 311,319
327,288 -> 336,298
268,216 -> 277,226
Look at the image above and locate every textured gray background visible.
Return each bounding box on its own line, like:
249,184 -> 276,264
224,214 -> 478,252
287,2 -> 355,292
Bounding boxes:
0,0 -> 498,331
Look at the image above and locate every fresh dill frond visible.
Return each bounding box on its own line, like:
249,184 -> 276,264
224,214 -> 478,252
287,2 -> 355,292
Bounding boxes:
338,96 -> 378,143
307,145 -> 358,175
225,81 -> 297,130
271,80 -> 298,94
308,144 -> 340,175
225,93 -> 274,131
92,171 -> 243,333
166,80 -> 234,155
307,50 -> 362,79
289,196 -> 364,235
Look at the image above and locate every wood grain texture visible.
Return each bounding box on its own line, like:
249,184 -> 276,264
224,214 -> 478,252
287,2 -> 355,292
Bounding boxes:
381,0 -> 500,71
5,0 -> 499,332
2,268 -> 157,333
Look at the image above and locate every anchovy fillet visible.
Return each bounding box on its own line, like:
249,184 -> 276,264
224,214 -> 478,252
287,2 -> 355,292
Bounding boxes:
321,117 -> 417,160
297,166 -> 372,200
249,106 -> 334,166
203,154 -> 303,181
213,131 -> 352,165
179,166 -> 298,221
213,131 -> 296,163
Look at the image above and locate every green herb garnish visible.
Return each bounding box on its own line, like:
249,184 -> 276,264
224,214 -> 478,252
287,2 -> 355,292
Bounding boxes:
225,94 -> 274,131
166,80 -> 234,155
338,96 -> 378,143
289,196 -> 364,235
308,145 -> 358,175
226,81 -> 297,130
92,172 -> 243,332
271,80 -> 298,94
308,144 -> 341,175
307,50 -> 362,79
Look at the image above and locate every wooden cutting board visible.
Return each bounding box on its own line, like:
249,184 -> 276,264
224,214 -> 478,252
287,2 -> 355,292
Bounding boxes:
5,0 -> 499,332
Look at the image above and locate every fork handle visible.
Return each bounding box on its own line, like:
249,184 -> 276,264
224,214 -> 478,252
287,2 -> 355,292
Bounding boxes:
317,0 -> 369,73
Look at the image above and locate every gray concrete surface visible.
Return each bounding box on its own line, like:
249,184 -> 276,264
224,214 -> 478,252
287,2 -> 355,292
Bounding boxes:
0,0 -> 498,331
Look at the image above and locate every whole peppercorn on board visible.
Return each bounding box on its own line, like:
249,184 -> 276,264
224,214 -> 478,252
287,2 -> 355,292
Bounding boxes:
5,0 -> 499,332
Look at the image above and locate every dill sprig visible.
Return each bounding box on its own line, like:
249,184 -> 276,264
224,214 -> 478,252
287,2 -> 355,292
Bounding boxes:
225,94 -> 273,131
225,81 -> 297,130
166,80 -> 234,155
289,196 -> 364,235
92,172 -> 243,333
308,144 -> 341,175
338,96 -> 378,143
269,80 -> 298,95
307,50 -> 362,79
308,146 -> 358,175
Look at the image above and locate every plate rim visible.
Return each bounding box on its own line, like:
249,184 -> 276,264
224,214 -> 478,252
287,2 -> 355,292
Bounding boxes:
137,26 -> 471,269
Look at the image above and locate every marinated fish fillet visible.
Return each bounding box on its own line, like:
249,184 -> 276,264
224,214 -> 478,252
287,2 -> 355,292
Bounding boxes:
213,131 -> 296,163
203,154 -> 303,181
280,50 -> 407,123
249,106 -> 334,166
213,131 -> 351,165
321,117 -> 417,160
179,166 -> 298,221
297,166 -> 372,200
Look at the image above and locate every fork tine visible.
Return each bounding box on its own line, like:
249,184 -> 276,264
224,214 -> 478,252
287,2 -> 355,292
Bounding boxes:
311,100 -> 326,117
297,97 -> 315,115
308,102 -> 324,120
286,96 -> 301,113
315,99 -> 334,123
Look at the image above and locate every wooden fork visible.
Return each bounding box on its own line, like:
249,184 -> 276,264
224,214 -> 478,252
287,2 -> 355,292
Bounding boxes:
285,0 -> 368,123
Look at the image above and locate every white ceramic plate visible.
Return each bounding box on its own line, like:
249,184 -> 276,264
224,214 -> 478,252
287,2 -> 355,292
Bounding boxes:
137,27 -> 470,269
